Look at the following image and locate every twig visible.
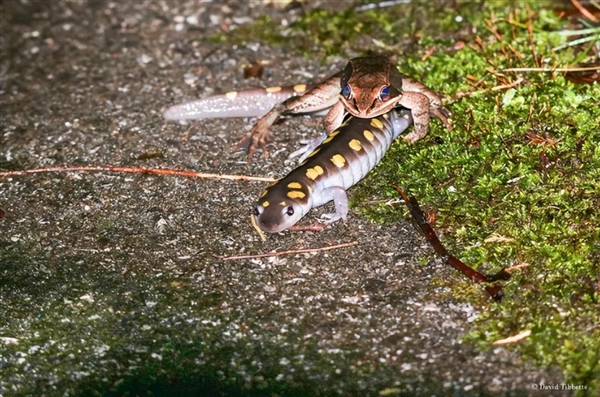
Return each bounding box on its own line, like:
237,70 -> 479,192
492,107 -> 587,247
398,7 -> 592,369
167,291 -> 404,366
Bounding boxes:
484,18 -> 503,42
0,166 -> 276,183
501,66 -> 600,72
219,241 -> 358,261
288,223 -> 327,232
392,185 -> 510,301
492,330 -> 532,345
525,4 -> 540,68
355,0 -> 410,12
421,47 -> 435,62
454,77 -> 525,100
571,0 -> 600,23
504,262 -> 530,272
250,213 -> 266,242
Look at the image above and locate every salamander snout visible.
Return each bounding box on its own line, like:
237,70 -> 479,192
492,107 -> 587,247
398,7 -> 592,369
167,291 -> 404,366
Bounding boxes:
252,201 -> 303,233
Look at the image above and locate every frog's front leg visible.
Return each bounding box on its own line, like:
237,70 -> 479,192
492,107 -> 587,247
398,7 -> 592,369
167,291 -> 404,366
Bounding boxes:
235,72 -> 343,162
323,100 -> 346,133
398,91 -> 441,144
399,76 -> 452,131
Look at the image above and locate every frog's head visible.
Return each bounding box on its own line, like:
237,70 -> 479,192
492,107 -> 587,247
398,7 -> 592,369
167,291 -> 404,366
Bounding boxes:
339,56 -> 403,118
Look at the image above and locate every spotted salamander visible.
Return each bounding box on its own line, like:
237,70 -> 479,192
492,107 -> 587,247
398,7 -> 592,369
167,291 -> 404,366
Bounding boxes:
253,108 -> 413,233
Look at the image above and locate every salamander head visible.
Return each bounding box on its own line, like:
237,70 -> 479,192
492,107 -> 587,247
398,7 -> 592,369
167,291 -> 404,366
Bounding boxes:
253,198 -> 305,233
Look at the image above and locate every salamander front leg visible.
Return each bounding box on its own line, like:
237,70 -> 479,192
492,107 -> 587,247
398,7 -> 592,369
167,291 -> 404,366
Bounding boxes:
288,132 -> 328,163
316,186 -> 349,224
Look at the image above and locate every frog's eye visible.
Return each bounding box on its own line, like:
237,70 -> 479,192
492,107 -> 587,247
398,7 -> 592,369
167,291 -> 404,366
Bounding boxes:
341,84 -> 352,98
379,86 -> 391,101
285,206 -> 295,216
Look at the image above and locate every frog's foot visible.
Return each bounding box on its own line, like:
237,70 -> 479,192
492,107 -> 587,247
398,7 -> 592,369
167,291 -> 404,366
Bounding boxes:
233,107 -> 283,163
431,107 -> 452,130
233,122 -> 274,163
288,132 -> 328,164
402,122 -> 428,144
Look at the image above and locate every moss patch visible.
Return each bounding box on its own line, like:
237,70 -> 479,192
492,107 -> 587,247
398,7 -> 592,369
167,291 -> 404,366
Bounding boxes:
212,2 -> 600,393
355,4 -> 599,395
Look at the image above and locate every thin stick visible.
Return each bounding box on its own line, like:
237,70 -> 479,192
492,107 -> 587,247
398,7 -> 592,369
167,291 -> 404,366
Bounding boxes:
288,223 -> 327,232
571,0 -> 600,23
525,4 -> 540,68
504,262 -> 530,272
250,213 -> 266,242
0,166 -> 276,183
454,77 -> 524,99
492,330 -> 532,345
392,185 -> 510,301
220,241 -> 358,261
502,66 -> 600,72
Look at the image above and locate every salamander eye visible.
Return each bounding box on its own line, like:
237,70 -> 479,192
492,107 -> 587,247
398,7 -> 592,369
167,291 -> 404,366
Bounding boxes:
341,84 -> 352,98
379,86 -> 391,101
285,206 -> 295,216
253,207 -> 261,217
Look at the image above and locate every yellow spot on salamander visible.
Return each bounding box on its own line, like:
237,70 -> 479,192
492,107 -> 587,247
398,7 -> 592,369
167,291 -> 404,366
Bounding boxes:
266,86 -> 282,93
330,154 -> 346,167
329,129 -> 341,138
225,91 -> 238,100
322,135 -> 335,144
259,189 -> 268,198
279,201 -> 287,206
287,190 -> 306,199
306,168 -> 318,180
293,84 -> 307,93
306,165 -> 324,180
349,139 -> 362,151
370,118 -> 384,129
287,182 -> 302,189
363,130 -> 375,141
383,113 -> 389,119
262,201 -> 270,208
308,148 -> 321,157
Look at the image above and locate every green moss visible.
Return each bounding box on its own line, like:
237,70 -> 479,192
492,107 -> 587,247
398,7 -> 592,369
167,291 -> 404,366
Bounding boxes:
207,1 -> 482,58
352,3 -> 599,395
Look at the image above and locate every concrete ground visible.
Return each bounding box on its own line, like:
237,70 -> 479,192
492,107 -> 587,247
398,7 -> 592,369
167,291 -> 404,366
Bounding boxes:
1,1 -> 566,396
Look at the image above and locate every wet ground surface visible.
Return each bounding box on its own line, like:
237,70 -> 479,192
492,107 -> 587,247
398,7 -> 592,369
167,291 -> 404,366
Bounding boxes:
1,1 -> 567,396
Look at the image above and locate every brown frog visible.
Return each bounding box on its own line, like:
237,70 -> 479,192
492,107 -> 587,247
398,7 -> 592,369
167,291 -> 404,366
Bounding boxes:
236,55 -> 451,160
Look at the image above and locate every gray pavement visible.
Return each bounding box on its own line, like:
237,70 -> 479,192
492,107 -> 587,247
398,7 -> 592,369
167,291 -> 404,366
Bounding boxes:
1,1 -> 565,396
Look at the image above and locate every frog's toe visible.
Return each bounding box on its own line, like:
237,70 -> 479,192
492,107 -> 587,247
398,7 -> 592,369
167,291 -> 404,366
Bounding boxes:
403,124 -> 428,144
431,108 -> 452,130
402,134 -> 418,144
